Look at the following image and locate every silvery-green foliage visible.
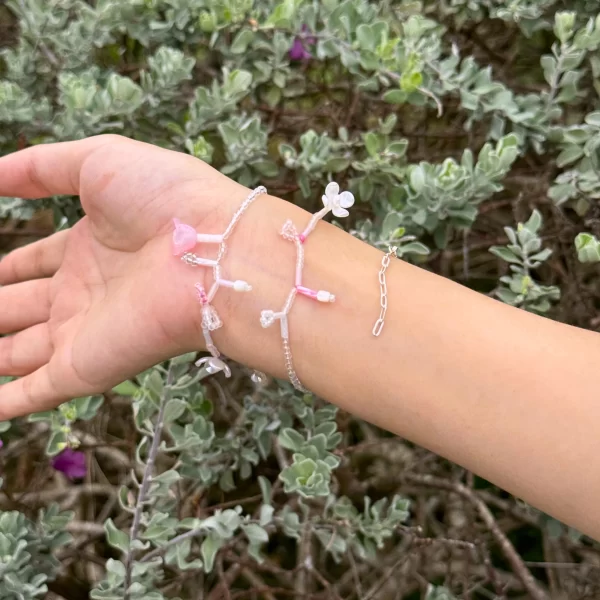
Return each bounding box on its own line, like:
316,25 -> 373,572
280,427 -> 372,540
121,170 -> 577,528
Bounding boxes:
351,216 -> 430,258
549,111 -> 600,208
218,114 -> 278,186
0,506 -> 73,600
490,210 -> 560,314
27,395 -> 104,455
575,232 -> 600,263
312,494 -> 410,560
401,134 -> 519,247
278,402 -> 342,497
0,197 -> 35,220
425,585 -> 457,600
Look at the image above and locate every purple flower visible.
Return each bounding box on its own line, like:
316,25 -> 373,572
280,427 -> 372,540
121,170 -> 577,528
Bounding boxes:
51,448 -> 86,480
289,25 -> 315,61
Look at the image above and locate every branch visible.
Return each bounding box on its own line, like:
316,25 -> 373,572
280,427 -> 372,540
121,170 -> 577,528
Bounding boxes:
403,473 -> 549,600
123,363 -> 175,598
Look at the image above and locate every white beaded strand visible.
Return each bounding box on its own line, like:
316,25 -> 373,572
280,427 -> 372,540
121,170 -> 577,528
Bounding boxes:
173,186 -> 266,375
260,182 -> 354,392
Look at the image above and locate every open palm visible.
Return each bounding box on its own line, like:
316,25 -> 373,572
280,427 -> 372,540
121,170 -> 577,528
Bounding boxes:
0,135 -> 248,419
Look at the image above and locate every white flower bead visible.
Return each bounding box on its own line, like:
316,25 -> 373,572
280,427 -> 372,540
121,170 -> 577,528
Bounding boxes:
260,310 -> 276,328
322,182 -> 355,218
195,356 -> 232,377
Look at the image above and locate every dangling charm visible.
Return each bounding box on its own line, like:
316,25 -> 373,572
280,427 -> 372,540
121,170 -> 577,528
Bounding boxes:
174,186 -> 267,374
260,181 -> 354,392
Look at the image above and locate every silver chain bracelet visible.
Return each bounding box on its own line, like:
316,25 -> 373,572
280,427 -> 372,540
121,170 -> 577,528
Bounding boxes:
372,246 -> 397,337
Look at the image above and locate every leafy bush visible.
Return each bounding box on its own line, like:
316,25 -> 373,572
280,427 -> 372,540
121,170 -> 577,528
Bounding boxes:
1,0 -> 600,598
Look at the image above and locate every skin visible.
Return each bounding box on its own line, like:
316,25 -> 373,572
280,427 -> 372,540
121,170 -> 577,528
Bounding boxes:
0,135 -> 599,539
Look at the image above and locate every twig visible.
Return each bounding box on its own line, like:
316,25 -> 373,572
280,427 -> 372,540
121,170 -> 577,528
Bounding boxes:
141,527 -> 205,563
206,564 -> 242,600
403,473 -> 549,600
217,556 -> 233,600
241,567 -> 277,600
123,363 -> 175,598
66,520 -> 106,536
295,521 -> 312,597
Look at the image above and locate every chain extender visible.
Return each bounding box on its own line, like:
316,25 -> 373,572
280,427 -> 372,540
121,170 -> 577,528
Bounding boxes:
372,246 -> 398,337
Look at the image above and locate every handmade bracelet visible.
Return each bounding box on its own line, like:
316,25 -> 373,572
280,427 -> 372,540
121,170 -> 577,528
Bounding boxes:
372,246 -> 397,337
260,182 -> 354,392
172,186 -> 266,376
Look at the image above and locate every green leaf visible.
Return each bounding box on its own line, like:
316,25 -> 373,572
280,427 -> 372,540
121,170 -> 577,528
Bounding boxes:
164,399 -> 187,423
258,476 -> 272,503
252,160 -> 279,178
278,428 -> 305,451
409,165 -> 426,193
490,246 -> 521,264
363,132 -> 382,156
243,523 -> 269,544
400,241 -> 430,256
382,89 -> 406,104
400,71 -> 423,93
171,352 -> 197,365
72,396 -> 104,420
46,430 -> 68,456
325,157 -> 350,173
575,232 -> 600,263
356,24 -> 376,51
201,534 -> 222,572
112,380 -> 139,396
524,210 -> 542,234
104,518 -> 130,553
259,504 -> 275,526
231,29 -> 254,54
585,112 -> 600,127
556,146 -> 584,168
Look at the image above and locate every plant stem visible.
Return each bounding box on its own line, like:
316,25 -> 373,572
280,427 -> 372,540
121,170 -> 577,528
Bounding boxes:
123,363 -> 175,598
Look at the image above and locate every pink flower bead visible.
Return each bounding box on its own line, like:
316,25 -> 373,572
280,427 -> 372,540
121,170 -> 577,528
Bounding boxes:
172,219 -> 198,256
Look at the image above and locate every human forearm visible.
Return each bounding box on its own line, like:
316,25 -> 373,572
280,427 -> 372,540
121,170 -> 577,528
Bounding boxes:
204,189 -> 600,539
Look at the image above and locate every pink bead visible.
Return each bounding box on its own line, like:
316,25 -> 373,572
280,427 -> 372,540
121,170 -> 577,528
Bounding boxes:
299,234 -> 306,243
195,283 -> 208,305
172,218 -> 198,256
296,285 -> 318,299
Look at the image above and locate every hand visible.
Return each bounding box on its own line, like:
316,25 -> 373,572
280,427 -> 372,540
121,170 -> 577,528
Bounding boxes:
0,135 -> 250,419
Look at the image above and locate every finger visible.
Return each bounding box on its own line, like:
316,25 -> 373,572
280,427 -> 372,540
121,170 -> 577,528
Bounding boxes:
0,323 -> 53,377
0,135 -> 125,198
0,230 -> 68,285
0,280 -> 51,334
0,365 -> 68,419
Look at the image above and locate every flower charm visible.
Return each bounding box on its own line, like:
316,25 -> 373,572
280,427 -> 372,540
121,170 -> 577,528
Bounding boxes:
173,219 -> 198,256
322,182 -> 355,218
196,356 -> 232,378
260,310 -> 276,328
281,220 -> 299,242
52,448 -> 87,480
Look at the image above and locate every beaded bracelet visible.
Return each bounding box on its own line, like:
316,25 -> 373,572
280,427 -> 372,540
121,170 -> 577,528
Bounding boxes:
172,186 -> 266,376
260,182 -> 354,392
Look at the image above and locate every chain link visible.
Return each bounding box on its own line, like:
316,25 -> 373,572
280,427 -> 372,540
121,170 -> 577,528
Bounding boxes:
372,246 -> 397,337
